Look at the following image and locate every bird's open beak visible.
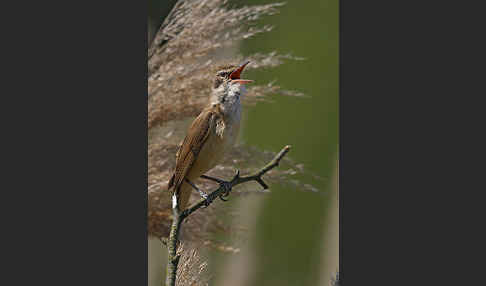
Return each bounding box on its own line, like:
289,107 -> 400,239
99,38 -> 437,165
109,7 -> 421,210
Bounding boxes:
230,61 -> 253,85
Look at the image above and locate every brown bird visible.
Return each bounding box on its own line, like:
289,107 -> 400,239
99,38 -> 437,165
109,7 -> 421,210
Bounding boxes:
168,61 -> 253,210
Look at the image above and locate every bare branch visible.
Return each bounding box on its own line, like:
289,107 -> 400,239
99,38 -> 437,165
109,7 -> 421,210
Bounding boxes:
181,145 -> 291,219
165,145 -> 291,286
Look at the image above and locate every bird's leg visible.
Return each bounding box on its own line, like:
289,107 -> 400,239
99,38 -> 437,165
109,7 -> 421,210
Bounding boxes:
201,175 -> 231,200
185,179 -> 210,206
201,170 -> 239,202
200,174 -> 225,184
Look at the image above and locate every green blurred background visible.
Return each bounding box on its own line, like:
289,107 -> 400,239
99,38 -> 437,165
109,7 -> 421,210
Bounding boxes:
149,0 -> 338,284
239,0 -> 338,285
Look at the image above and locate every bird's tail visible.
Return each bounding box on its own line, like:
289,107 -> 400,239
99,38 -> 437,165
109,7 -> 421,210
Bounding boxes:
177,183 -> 192,211
168,174 -> 175,189
168,174 -> 191,211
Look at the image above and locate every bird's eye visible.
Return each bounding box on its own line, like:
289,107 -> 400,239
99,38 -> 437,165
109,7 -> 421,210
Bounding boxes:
217,71 -> 226,77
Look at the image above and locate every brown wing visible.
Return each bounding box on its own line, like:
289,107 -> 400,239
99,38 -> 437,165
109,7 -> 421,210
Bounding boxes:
169,107 -> 219,193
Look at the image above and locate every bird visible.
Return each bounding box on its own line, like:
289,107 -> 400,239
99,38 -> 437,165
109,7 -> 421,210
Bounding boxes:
168,61 -> 253,211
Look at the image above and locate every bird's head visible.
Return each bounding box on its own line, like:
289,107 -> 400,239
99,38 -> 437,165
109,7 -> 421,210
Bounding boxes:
211,61 -> 253,108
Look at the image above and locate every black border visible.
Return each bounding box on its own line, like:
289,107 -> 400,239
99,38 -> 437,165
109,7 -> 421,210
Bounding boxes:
13,1 -> 150,284
339,0 -> 480,284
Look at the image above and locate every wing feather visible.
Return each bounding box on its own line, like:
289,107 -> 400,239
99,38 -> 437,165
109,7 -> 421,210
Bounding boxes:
169,107 -> 220,193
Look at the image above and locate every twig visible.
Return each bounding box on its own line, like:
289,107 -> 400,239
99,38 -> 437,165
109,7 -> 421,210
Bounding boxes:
165,145 -> 291,286
183,145 -> 291,218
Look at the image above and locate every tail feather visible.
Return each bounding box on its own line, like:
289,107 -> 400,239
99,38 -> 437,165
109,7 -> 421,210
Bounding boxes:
168,173 -> 175,189
168,173 -> 191,211
178,183 -> 192,211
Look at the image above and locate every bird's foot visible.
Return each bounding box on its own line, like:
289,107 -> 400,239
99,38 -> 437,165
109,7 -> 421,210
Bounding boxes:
201,170 -> 238,202
185,178 -> 209,206
218,181 -> 232,202
198,191 -> 211,208
196,189 -> 211,208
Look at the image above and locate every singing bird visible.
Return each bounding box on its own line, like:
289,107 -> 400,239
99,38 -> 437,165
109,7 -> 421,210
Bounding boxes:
168,61 -> 253,210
